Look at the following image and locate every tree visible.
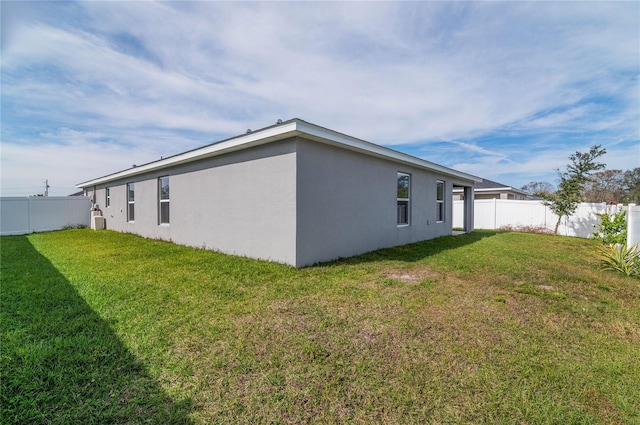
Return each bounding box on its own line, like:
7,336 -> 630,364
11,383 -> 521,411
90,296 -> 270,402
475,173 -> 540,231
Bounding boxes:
581,169 -> 625,203
520,181 -> 555,197
542,145 -> 607,234
622,167 -> 640,204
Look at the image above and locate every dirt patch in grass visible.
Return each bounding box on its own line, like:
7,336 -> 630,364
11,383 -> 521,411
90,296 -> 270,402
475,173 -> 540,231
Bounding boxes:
381,264 -> 439,283
590,319 -> 640,342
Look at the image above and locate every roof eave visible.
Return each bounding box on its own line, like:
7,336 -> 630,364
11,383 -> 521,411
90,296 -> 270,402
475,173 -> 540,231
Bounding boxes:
453,186 -> 531,196
77,119 -> 482,188
77,121 -> 301,188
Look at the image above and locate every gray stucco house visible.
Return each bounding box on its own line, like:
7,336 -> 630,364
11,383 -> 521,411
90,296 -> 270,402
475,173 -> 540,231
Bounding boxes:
77,119 -> 480,267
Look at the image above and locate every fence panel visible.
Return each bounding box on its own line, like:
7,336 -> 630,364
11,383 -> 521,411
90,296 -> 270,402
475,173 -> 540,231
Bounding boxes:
474,200 -> 497,230
0,197 -> 91,236
494,200 -> 550,230
454,199 -> 632,239
561,203 -> 606,238
0,198 -> 31,235
452,201 -> 464,229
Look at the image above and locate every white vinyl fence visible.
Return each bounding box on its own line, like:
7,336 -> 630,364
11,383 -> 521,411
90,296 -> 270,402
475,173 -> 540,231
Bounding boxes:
454,199 -> 639,247
0,197 -> 91,236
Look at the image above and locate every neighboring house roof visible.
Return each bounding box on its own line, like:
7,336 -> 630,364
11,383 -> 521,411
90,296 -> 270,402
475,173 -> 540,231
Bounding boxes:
474,178 -> 518,191
453,178 -> 530,197
77,118 -> 482,188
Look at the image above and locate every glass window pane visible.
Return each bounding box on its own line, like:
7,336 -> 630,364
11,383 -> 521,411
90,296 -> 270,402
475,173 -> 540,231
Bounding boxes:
397,174 -> 410,199
397,200 -> 409,225
128,183 -> 135,202
159,177 -> 169,200
128,203 -> 135,222
160,202 -> 170,224
437,181 -> 444,201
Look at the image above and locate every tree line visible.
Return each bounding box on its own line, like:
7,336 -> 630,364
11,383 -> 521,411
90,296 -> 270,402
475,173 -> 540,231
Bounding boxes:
521,167 -> 640,205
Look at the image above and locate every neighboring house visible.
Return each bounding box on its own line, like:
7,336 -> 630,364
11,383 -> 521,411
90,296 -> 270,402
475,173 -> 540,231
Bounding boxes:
453,178 -> 531,201
77,119 -> 480,267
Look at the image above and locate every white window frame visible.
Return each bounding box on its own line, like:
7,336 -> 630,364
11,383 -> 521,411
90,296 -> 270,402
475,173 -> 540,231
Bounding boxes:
436,180 -> 445,223
105,187 -> 110,208
397,172 -> 410,226
158,176 -> 170,225
127,183 -> 135,222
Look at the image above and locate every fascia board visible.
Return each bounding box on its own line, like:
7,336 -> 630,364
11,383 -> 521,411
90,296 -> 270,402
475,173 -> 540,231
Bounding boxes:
453,187 -> 530,197
453,187 -> 511,192
477,187 -> 528,195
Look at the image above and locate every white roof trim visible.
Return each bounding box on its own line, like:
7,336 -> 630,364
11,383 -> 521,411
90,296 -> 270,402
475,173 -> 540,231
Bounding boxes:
452,187 -> 529,195
77,119 -> 481,188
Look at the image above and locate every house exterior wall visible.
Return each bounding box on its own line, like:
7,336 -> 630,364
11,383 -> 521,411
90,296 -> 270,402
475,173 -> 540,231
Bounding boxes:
295,139 -> 454,266
472,191 -> 527,201
84,134 -> 474,267
92,139 -> 298,265
475,192 -> 508,200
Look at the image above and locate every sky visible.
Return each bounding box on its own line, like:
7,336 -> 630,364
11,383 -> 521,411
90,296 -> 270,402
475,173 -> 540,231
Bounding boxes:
1,1 -> 639,197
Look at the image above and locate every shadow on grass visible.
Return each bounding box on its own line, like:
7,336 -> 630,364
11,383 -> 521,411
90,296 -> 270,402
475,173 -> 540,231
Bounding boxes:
0,236 -> 193,424
333,230 -> 500,265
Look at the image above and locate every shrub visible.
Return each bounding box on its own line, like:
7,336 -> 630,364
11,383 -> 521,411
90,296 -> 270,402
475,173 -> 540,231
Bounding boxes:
597,243 -> 639,277
62,224 -> 88,230
593,210 -> 627,245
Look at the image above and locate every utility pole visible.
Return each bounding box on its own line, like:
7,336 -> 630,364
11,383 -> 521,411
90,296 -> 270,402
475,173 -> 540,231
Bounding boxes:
44,179 -> 50,197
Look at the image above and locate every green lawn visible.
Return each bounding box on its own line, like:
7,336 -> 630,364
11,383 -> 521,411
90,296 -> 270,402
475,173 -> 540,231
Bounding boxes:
2,229 -> 638,424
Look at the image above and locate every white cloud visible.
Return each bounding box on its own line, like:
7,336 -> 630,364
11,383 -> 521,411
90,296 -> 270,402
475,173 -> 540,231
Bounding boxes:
1,137 -> 140,197
1,1 -> 638,195
449,140 -> 640,190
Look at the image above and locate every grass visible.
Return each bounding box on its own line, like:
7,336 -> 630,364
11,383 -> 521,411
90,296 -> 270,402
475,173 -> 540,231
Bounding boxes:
1,229 -> 639,424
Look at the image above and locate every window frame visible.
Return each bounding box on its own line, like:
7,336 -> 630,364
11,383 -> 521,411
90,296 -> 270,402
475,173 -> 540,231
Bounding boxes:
436,180 -> 445,223
158,176 -> 170,225
397,172 -> 411,226
127,183 -> 135,222
105,187 -> 110,208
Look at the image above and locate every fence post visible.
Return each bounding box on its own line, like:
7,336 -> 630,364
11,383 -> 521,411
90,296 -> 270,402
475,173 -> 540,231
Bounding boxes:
628,204 -> 639,250
493,198 -> 497,230
28,197 -> 33,234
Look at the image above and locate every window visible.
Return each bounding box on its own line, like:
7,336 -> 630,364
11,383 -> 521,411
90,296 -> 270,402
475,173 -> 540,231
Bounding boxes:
127,183 -> 135,222
397,172 -> 410,225
436,180 -> 445,222
105,187 -> 110,207
158,176 -> 170,224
